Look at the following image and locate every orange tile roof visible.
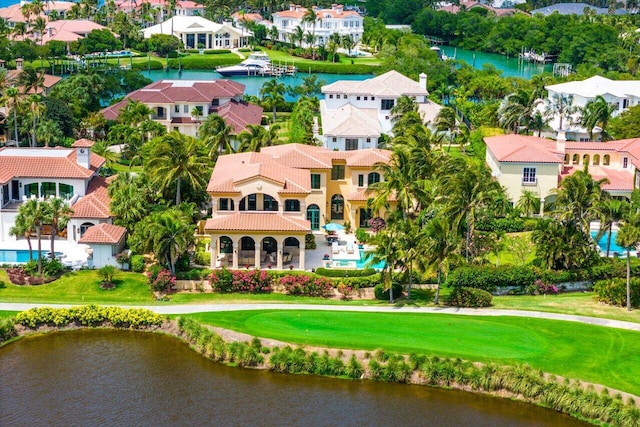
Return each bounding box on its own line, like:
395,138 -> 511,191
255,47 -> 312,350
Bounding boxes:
485,135 -> 562,163
261,143 -> 334,169
71,177 -> 112,219
560,166 -> 633,192
340,148 -> 392,167
212,100 -> 263,134
79,223 -> 126,244
0,148 -> 104,185
274,5 -> 361,19
5,70 -> 62,94
72,138 -> 95,148
205,213 -> 310,232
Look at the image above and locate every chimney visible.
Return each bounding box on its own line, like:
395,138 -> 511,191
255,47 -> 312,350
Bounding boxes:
336,4 -> 343,13
47,26 -> 53,37
556,129 -> 566,153
71,138 -> 94,169
419,73 -> 427,90
16,58 -> 23,70
289,3 -> 295,11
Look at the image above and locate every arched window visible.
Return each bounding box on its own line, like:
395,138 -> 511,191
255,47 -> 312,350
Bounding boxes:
564,154 -> 569,165
367,172 -> 380,186
307,204 -> 320,230
80,222 -> 94,237
572,154 -> 579,165
593,154 -> 600,166
239,194 -> 257,211
263,194 -> 278,211
284,199 -> 300,212
603,154 -> 610,166
220,236 -> 233,254
331,194 -> 344,220
284,237 -> 299,248
583,154 -> 590,165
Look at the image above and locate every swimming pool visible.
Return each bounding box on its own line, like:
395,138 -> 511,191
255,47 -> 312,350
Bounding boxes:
590,230 -> 631,256
357,251 -> 385,270
0,250 -> 65,264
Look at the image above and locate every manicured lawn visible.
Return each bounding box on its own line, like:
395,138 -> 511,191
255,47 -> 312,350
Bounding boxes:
0,270 -> 154,305
188,309 -> 640,395
0,311 -> 17,319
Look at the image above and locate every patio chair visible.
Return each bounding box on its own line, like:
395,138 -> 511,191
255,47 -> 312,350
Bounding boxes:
332,241 -> 340,254
283,253 -> 292,263
346,242 -> 354,254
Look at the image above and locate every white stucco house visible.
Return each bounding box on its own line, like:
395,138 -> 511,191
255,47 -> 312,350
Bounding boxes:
271,4 -> 363,47
79,223 -> 126,269
542,75 -> 640,141
100,79 -> 263,138
320,71 -> 442,150
142,16 -> 249,49
0,139 -> 115,246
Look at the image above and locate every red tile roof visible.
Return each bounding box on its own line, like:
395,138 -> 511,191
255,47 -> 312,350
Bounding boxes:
561,166 -> 633,192
79,223 -> 126,244
261,143 -> 334,169
71,176 -> 112,219
6,70 -> 62,94
212,100 -> 264,134
72,138 -> 95,148
341,148 -> 392,167
485,135 -> 562,163
205,213 -> 310,232
0,148 -> 104,185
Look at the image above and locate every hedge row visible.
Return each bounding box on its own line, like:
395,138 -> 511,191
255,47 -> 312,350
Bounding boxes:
15,305 -> 165,329
314,268 -> 377,278
446,287 -> 493,307
593,278 -> 640,308
167,56 -> 241,69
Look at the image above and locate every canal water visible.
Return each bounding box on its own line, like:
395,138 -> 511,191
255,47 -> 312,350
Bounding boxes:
441,45 -> 552,78
0,330 -> 587,426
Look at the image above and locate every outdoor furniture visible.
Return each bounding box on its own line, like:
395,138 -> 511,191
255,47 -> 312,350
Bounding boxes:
332,242 -> 340,254
346,241 -> 355,254
283,253 -> 292,263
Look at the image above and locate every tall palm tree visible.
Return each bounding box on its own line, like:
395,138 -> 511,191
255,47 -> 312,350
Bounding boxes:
498,88 -> 539,134
145,131 -> 210,205
9,211 -> 35,261
90,140 -> 119,167
341,35 -> 355,56
259,79 -> 285,123
596,198 -> 629,257
46,198 -> 73,257
616,211 -> 640,311
301,7 -> 317,55
292,25 -> 304,48
18,67 -> 45,94
147,208 -> 194,275
1,87 -> 22,144
545,93 -> 576,131
27,95 -> 46,147
199,114 -> 234,156
529,110 -> 550,137
367,226 -> 400,303
109,173 -> 156,232
580,95 -> 617,140
20,199 -> 49,274
421,215 -> 461,305
35,119 -> 63,148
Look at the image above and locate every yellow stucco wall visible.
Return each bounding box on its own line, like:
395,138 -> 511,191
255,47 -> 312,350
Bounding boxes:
496,162 -> 560,202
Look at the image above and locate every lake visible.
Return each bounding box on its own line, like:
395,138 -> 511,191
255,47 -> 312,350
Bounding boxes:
0,329 -> 587,426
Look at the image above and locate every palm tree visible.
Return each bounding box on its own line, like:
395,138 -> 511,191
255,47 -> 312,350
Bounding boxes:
145,131 -> 210,205
90,140 -> 119,167
35,119 -> 63,148
18,67 -> 45,94
119,99 -> 152,127
341,35 -> 355,56
46,198 -> 73,257
545,93 -> 576,131
580,95 -> 617,140
27,95 -> 46,147
9,211 -> 35,261
422,216 -> 461,304
1,87 -> 22,144
439,157 -> 502,262
615,211 -> 640,311
20,199 -> 49,274
268,25 -> 279,42
109,173 -> 156,232
498,88 -> 539,134
516,190 -> 541,217
552,165 -> 609,234
529,110 -> 551,137
367,226 -> 400,303
596,198 -> 629,257
146,208 -> 194,275
292,25 -> 305,48
259,79 -> 285,123
199,114 -> 234,156
301,7 -> 317,55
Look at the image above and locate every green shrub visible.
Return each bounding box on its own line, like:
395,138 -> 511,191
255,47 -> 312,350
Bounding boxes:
131,60 -> 163,71
194,250 -> 210,266
355,228 -> 369,243
374,283 -> 404,301
97,265 -> 117,288
0,317 -> 17,344
447,265 -> 536,292
168,56 -> 241,69
204,49 -> 231,54
15,305 -> 164,329
446,287 -> 493,307
476,216 -> 525,233
314,268 -> 377,278
130,255 -> 145,273
593,278 -> 640,307
176,268 -> 209,280
305,233 -> 317,250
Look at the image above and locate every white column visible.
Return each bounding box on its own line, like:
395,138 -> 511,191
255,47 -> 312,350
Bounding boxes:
299,241 -> 306,271
254,239 -> 261,269
277,242 -> 283,270
232,241 -> 239,269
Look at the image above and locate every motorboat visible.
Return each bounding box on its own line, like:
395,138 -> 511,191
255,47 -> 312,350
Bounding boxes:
216,52 -> 273,77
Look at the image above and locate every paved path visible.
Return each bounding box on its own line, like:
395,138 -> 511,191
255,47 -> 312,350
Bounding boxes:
1,302 -> 640,331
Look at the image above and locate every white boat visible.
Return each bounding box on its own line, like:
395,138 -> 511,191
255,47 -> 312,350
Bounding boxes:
216,52 -> 273,77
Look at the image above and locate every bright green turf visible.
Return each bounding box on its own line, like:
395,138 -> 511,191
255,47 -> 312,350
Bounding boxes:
189,310 -> 640,396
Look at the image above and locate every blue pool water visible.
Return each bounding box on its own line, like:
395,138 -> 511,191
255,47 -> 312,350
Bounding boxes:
590,230 -> 629,256
0,249 -> 32,264
357,251 -> 385,270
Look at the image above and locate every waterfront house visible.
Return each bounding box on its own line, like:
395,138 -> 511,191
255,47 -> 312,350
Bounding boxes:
100,79 -> 263,138
531,3 -> 627,15
142,16 -> 249,49
0,1 -> 76,28
542,75 -> 640,141
485,133 -> 640,213
320,70 -> 442,150
205,143 -> 391,270
116,0 -> 205,26
0,139 -> 115,245
271,4 -> 363,47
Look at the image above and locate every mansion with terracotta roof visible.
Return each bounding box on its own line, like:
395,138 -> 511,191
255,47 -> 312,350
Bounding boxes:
100,80 -> 263,137
205,144 -> 391,270
0,140 -> 119,252
485,134 -> 640,214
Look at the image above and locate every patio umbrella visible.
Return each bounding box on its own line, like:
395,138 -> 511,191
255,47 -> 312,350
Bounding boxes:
323,223 -> 345,232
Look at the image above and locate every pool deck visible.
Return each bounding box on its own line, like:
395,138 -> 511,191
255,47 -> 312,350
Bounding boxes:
0,238 -> 90,268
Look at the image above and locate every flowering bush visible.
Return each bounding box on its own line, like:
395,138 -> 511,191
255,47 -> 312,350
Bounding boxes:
337,283 -> 353,301
368,217 -> 386,233
147,269 -> 176,292
115,252 -> 130,265
209,268 -> 272,293
526,279 -> 559,296
280,274 -> 333,297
